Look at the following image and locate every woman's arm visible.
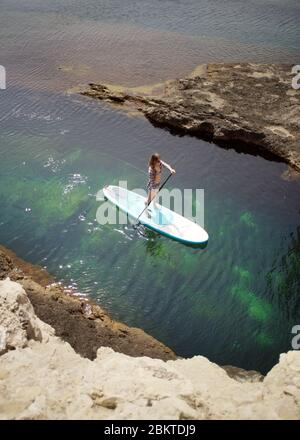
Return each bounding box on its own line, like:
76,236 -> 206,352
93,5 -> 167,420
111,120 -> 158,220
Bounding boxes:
160,160 -> 176,174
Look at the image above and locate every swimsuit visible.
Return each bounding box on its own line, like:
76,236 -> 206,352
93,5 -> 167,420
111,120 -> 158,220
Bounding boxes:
147,161 -> 162,191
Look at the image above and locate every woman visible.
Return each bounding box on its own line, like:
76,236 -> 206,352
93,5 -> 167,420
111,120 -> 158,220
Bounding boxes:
146,153 -> 175,212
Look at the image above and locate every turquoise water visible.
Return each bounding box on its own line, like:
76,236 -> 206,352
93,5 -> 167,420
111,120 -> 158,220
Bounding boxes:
0,1 -> 300,373
1,87 -> 300,373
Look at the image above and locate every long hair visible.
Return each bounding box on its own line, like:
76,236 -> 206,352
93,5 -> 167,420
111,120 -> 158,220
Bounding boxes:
149,153 -> 160,169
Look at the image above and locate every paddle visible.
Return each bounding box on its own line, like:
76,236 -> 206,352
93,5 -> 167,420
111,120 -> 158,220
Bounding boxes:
134,172 -> 173,227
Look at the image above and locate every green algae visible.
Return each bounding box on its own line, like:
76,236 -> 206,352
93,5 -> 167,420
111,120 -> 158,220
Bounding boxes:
145,235 -> 168,259
256,332 -> 274,347
233,265 -> 252,284
231,264 -> 273,323
240,211 -> 256,229
266,243 -> 300,298
266,270 -> 289,297
0,175 -> 90,235
231,285 -> 272,322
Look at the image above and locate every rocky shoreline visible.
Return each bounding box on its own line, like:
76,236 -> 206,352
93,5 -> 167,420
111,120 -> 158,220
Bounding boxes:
0,246 -> 266,383
1,246 -> 300,418
0,246 -> 175,361
81,63 -> 300,171
1,273 -> 300,419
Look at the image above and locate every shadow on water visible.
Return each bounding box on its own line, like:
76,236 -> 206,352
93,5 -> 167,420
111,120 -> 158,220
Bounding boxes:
137,226 -> 208,254
148,119 -> 285,166
267,225 -> 300,304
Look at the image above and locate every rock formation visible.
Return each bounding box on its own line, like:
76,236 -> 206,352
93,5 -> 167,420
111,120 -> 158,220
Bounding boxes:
0,278 -> 299,419
0,247 -> 176,361
82,63 -> 300,171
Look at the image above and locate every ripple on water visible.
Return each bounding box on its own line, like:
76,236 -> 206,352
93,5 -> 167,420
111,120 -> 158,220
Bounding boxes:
1,2 -> 299,92
0,1 -> 300,373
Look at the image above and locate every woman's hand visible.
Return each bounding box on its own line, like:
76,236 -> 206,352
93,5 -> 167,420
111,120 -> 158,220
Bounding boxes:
171,168 -> 176,174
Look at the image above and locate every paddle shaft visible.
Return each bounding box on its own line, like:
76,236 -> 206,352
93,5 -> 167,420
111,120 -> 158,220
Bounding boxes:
135,172 -> 173,224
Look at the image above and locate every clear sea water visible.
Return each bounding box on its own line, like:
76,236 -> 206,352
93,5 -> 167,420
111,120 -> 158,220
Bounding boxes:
0,0 -> 299,373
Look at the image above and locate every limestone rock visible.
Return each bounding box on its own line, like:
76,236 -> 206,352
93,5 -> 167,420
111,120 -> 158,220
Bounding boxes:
0,279 -> 299,420
0,278 -> 52,355
0,251 -> 13,280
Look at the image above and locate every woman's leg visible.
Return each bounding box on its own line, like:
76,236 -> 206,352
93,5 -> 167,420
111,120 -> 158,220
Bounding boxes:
145,190 -> 151,205
150,189 -> 158,208
146,189 -> 155,204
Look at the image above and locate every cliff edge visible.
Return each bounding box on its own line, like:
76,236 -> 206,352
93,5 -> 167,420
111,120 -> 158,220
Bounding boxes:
0,278 -> 299,420
0,246 -> 176,361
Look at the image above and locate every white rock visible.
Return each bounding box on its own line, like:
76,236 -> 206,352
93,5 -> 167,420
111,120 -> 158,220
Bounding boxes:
0,278 -> 40,353
0,278 -> 299,420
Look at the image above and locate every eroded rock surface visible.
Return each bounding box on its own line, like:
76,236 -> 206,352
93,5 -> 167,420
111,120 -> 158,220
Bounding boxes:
0,279 -> 299,420
0,247 -> 176,361
0,279 -> 52,355
82,64 -> 300,170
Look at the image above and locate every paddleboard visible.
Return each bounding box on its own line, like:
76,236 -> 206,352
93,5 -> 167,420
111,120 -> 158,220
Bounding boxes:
103,185 -> 209,245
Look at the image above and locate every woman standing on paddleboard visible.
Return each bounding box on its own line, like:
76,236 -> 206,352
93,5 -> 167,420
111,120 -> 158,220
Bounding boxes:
146,153 -> 176,211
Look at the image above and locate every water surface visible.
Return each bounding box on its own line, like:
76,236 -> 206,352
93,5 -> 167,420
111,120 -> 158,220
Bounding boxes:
0,1 -> 300,373
1,0 -> 299,89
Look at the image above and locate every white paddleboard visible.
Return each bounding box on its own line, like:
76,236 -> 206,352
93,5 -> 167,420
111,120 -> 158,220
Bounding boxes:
103,185 -> 209,246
